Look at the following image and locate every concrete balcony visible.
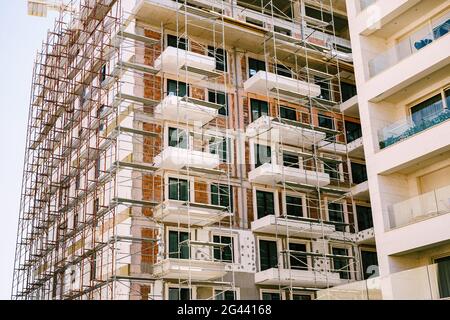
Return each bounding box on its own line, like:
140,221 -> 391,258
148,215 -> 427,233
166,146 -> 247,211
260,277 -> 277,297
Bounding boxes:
318,140 -> 347,154
153,258 -> 227,281
246,115 -> 326,147
153,146 -> 220,170
154,46 -> 221,80
347,137 -> 365,158
255,268 -> 341,288
351,181 -> 370,200
248,163 -> 330,187
251,214 -> 335,238
153,199 -> 233,226
243,71 -> 321,102
355,227 -> 375,245
340,95 -> 359,117
154,95 -> 220,124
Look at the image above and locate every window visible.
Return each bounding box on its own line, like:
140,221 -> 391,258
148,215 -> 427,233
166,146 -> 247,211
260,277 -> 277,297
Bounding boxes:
275,64 -> 292,78
255,144 -> 271,168
361,251 -> 378,280
213,235 -> 233,262
351,162 -> 367,184
445,88 -> 450,109
168,127 -> 188,149
292,294 -> 312,300
251,98 -> 269,121
289,243 -> 308,270
262,292 -> 280,300
274,25 -> 291,36
285,195 -> 303,217
95,157 -> 100,179
215,290 -> 235,300
209,136 -> 229,163
168,287 -> 190,300
168,177 -> 189,201
248,58 -> 266,78
259,240 -> 278,271
100,64 -> 107,82
328,202 -> 345,232
208,90 -> 228,116
167,79 -> 189,97
305,6 -> 348,37
167,34 -> 187,50
356,205 -> 373,231
168,231 -> 189,259
345,121 -> 362,143
280,106 -> 296,121
211,184 -> 233,211
246,17 -> 264,27
332,247 -> 350,279
323,160 -> 340,181
411,93 -> 444,126
318,114 -> 335,141
208,46 -> 227,72
283,152 -> 299,168
316,76 -> 331,101
256,191 -> 275,219
436,256 -> 450,298
341,82 -> 357,102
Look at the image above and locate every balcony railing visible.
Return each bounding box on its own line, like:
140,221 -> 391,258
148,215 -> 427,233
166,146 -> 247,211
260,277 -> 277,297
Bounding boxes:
388,184 -> 450,230
368,11 -> 450,77
378,108 -> 450,149
316,261 -> 450,300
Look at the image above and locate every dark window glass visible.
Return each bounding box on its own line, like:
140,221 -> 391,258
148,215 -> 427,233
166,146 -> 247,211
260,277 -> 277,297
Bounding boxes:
209,136 -> 229,162
341,82 -> 357,102
168,177 -> 189,201
411,93 -> 443,125
292,294 -> 311,300
215,290 -> 235,300
316,76 -> 331,101
248,58 -> 266,78
361,251 -> 378,280
283,152 -> 299,168
332,247 -> 350,279
305,6 -> 348,36
280,106 -> 296,121
168,288 -> 190,300
356,205 -> 373,231
167,79 -> 188,97
275,64 -> 292,78
213,235 -> 233,262
345,121 -> 362,143
211,184 -> 233,211
251,99 -> 269,121
324,160 -> 340,181
262,292 -> 280,300
445,89 -> 450,109
328,202 -> 345,232
100,64 -> 107,82
318,114 -> 335,141
259,240 -> 278,271
168,127 -> 188,149
351,162 -> 367,184
436,256 -> 450,298
246,17 -> 264,27
256,191 -> 275,219
289,242 -> 308,270
286,196 -> 303,217
208,46 -> 227,72
274,25 -> 292,36
255,144 -> 271,168
208,90 -> 228,116
168,231 -> 189,259
167,34 -> 187,50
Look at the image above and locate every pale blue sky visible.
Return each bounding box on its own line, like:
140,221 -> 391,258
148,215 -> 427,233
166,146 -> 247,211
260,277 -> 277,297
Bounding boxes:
0,1 -> 57,299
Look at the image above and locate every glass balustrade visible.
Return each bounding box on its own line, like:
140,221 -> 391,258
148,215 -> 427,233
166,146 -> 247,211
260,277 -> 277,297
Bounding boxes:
368,11 -> 450,78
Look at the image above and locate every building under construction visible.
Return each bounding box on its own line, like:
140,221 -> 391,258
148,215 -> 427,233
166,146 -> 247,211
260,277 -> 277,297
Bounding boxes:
12,0 -> 375,300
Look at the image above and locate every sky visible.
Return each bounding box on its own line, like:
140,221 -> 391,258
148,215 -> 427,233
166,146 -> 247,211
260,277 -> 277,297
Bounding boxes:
0,1 -> 57,300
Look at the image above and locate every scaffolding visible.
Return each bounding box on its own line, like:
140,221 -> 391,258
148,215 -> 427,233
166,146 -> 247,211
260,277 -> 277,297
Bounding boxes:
13,0 -> 370,300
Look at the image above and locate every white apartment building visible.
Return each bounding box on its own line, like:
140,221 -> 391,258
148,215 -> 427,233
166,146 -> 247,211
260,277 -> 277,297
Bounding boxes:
321,0 -> 450,300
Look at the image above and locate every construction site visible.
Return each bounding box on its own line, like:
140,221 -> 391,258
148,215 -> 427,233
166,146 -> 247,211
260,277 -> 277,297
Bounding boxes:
12,0 -> 375,300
